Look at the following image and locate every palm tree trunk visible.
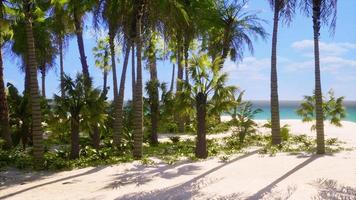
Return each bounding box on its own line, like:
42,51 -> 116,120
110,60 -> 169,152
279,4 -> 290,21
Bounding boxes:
170,63 -> 175,92
221,26 -> 231,63
115,42 -> 131,147
24,6 -> 44,160
0,46 -> 12,149
312,0 -> 325,154
108,32 -> 121,147
41,66 -> 46,98
270,4 -> 281,145
59,39 -> 64,98
70,116 -> 80,159
73,8 -> 89,79
184,40 -> 189,82
91,125 -> 100,150
148,40 -> 159,145
196,92 -> 207,158
176,40 -> 185,133
103,70 -> 108,94
131,44 -> 136,101
133,0 -> 145,159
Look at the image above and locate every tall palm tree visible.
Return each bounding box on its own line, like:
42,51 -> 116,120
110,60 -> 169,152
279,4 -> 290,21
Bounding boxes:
24,0 -> 44,160
301,0 -> 338,154
0,0 -> 12,148
268,0 -> 297,145
94,0 -> 133,147
132,0 -> 146,159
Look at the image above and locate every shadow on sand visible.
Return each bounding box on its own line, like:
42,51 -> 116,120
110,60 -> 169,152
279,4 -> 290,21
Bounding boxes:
312,178 -> 356,200
0,166 -> 107,200
246,155 -> 320,200
114,150 -> 259,200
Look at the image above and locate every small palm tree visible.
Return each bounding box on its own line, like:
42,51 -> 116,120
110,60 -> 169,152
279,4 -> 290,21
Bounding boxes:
178,54 -> 237,158
54,74 -> 106,159
297,89 -> 346,131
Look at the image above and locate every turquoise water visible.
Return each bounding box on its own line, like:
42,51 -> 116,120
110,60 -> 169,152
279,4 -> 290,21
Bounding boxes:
236,101 -> 356,122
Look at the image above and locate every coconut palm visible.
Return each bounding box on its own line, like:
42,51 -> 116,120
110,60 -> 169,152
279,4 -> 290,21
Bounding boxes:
94,0 -> 134,147
178,54 -> 237,158
0,0 -> 12,148
268,0 -> 297,145
300,0 -> 338,154
208,0 -> 267,64
23,0 -> 44,160
132,0 -> 146,159
54,73 -> 105,158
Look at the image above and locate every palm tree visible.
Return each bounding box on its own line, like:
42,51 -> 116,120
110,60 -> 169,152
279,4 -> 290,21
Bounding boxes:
301,0 -> 338,154
0,0 -> 12,148
268,0 -> 297,145
178,54 -> 237,158
132,0 -> 146,159
54,74 -> 105,158
208,0 -> 267,64
24,0 -> 44,160
94,0 -> 133,147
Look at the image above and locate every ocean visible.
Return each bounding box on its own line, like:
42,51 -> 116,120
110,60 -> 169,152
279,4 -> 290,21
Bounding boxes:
237,101 -> 356,122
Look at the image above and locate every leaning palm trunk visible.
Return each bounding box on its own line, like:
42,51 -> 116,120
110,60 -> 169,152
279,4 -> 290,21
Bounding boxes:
196,92 -> 207,158
133,0 -> 145,159
25,9 -> 44,160
312,1 -> 325,154
0,46 -> 12,148
270,3 -> 281,145
116,42 -> 131,147
73,8 -> 89,79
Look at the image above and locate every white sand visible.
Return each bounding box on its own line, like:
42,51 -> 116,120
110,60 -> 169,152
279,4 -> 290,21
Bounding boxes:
1,120 -> 356,200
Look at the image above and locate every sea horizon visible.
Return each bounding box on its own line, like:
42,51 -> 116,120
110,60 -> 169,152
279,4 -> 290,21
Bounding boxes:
223,100 -> 356,122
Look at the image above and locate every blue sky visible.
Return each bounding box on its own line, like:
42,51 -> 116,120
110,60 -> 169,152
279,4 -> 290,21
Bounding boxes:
3,0 -> 356,101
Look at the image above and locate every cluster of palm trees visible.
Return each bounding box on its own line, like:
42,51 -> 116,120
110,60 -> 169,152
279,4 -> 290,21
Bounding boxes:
0,0 -> 338,162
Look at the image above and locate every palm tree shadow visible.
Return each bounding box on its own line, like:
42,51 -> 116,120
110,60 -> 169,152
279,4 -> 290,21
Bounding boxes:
115,150 -> 259,200
312,178 -> 356,200
247,155 -> 320,200
0,166 -> 107,200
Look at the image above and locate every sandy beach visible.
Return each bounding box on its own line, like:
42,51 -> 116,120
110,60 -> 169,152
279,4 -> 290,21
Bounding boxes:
1,120 -> 356,200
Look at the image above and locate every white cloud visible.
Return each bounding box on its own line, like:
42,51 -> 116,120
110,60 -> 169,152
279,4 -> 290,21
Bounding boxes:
291,40 -> 356,56
223,57 -> 269,81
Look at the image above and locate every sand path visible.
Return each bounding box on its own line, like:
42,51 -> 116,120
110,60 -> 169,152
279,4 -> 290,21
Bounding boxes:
1,120 -> 356,200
